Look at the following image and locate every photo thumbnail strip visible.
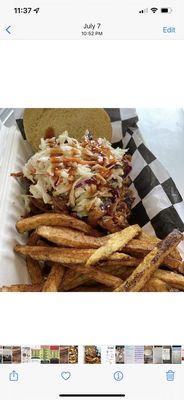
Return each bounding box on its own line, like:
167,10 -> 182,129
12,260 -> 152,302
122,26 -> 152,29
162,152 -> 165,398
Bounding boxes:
0,345 -> 183,364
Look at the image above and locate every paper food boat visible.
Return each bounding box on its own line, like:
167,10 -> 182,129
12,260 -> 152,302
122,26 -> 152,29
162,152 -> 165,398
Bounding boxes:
0,109 -> 183,286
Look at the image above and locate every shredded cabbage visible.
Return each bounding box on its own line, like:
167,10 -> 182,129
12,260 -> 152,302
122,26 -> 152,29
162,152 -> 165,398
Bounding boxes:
23,132 -> 130,217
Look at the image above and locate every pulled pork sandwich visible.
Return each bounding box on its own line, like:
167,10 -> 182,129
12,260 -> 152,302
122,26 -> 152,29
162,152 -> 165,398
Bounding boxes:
14,132 -> 134,233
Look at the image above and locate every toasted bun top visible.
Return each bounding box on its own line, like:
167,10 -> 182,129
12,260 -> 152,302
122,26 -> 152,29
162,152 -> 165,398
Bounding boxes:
23,108 -> 112,151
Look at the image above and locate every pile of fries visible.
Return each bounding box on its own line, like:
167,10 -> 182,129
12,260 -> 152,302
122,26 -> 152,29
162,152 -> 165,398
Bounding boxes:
1,212 -> 184,292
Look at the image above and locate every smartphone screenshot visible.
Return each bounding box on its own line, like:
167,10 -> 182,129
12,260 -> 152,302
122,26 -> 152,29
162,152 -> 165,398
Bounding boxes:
0,1 -> 184,399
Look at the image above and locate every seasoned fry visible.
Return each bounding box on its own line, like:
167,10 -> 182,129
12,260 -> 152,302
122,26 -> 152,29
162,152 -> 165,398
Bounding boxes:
61,269 -> 87,291
42,263 -> 65,292
0,284 -> 42,292
37,226 -> 107,248
163,256 -> 184,274
114,229 -> 183,292
15,246 -> 93,263
124,239 -> 184,274
15,243 -> 124,287
16,213 -> 101,236
98,257 -> 141,267
142,278 -> 170,292
63,264 -> 123,288
63,267 -> 137,292
71,284 -> 111,292
14,245 -> 134,264
154,270 -> 184,291
86,225 -> 141,267
26,232 -> 43,284
61,259 -> 140,291
140,230 -> 182,261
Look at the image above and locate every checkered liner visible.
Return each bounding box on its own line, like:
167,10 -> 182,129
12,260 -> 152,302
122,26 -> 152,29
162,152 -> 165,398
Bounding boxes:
106,108 -> 184,239
16,110 -> 184,240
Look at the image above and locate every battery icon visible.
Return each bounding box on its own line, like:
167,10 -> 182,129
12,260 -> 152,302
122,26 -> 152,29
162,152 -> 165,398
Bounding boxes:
161,7 -> 173,13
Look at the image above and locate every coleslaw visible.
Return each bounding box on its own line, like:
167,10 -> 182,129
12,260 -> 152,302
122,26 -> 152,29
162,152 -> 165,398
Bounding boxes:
19,131 -> 134,232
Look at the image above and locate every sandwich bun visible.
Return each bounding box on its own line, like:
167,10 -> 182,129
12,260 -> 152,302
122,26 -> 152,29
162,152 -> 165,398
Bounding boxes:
23,108 -> 112,151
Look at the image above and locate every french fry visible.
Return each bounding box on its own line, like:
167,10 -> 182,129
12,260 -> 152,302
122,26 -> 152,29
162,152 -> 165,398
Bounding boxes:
86,225 -> 141,267
70,284 -> 111,292
154,270 -> 184,291
61,269 -> 87,291
63,267 -> 137,292
27,231 -> 43,284
0,284 -> 42,292
37,226 -> 107,248
15,246 -> 93,263
14,245 -> 135,264
125,239 -> 170,256
42,263 -> 65,292
63,263 -> 123,288
162,256 -> 184,274
142,278 -> 170,292
16,213 -> 101,236
61,259 -> 140,291
124,240 -> 184,274
114,229 -> 183,292
140,230 -> 182,261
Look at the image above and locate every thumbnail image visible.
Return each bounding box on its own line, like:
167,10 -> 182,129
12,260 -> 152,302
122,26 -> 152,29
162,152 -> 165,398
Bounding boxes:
144,346 -> 153,364
68,346 -> 78,364
172,346 -> 182,364
105,346 -> 115,364
0,347 -> 3,363
115,346 -> 124,364
12,347 -> 21,363
182,346 -> 184,364
59,346 -> 69,363
21,347 -> 31,363
124,346 -> 136,364
31,346 -> 41,363
162,346 -> 172,364
41,346 -> 51,364
84,346 -> 101,364
0,108 -> 184,292
3,346 -> 12,364
59,346 -> 78,364
134,346 -> 144,364
153,346 -> 163,364
49,346 -> 60,364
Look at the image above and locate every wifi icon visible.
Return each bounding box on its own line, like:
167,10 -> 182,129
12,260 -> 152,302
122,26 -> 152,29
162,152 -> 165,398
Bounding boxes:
151,7 -> 158,13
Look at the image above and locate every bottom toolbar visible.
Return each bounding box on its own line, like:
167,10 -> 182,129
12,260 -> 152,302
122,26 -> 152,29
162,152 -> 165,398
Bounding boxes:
0,363 -> 183,400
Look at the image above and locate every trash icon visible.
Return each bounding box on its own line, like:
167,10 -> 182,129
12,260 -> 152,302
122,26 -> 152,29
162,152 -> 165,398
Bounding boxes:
166,370 -> 175,381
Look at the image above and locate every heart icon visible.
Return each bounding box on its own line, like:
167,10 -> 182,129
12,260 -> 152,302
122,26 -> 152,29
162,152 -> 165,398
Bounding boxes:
61,371 -> 71,380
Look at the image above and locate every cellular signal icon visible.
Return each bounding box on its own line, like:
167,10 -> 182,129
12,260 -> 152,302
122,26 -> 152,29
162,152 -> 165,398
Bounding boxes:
151,7 -> 158,13
139,8 -> 148,13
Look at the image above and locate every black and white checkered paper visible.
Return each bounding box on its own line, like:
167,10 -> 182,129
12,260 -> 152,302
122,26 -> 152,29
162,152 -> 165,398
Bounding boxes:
106,108 -> 184,239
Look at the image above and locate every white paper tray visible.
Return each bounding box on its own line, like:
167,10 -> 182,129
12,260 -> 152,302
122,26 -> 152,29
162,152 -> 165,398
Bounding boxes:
0,123 -> 183,287
0,125 -> 33,285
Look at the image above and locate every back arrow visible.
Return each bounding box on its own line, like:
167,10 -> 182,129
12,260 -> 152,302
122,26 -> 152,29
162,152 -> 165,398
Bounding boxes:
5,26 -> 11,34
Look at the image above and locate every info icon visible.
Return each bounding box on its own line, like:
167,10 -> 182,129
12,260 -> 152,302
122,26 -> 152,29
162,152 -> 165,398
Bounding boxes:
114,371 -> 123,381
